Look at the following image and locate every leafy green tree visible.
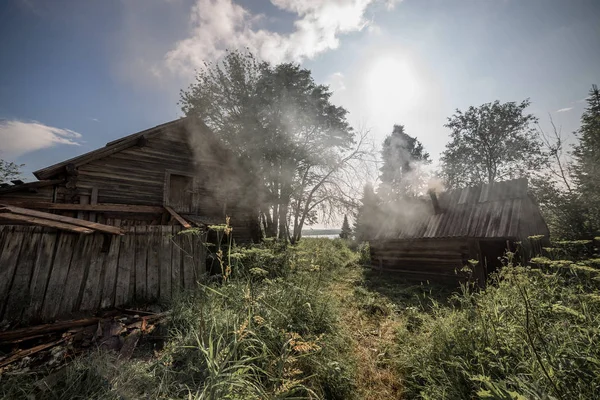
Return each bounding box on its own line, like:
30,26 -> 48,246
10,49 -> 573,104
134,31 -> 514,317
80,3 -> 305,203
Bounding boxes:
378,124 -> 430,201
0,159 -> 23,183
181,51 -> 366,243
572,84 -> 600,236
440,99 -> 545,189
339,215 -> 352,239
353,183 -> 380,242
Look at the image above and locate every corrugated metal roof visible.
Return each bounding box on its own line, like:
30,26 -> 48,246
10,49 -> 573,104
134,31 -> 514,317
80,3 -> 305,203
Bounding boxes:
376,178 -> 544,239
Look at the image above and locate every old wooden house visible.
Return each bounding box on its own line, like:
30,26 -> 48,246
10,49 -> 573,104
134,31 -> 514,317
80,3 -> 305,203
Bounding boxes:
0,116 -> 260,325
369,178 -> 549,285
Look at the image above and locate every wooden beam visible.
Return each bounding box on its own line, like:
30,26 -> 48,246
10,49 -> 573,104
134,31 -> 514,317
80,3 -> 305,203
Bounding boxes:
0,213 -> 94,234
0,200 -> 164,214
0,204 -> 123,235
164,206 -> 192,229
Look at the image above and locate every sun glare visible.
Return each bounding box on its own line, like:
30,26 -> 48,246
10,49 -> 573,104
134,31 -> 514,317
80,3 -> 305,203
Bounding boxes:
365,55 -> 420,112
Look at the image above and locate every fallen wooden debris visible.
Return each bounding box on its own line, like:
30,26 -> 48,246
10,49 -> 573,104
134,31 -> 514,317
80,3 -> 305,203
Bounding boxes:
164,206 -> 192,229
0,337 -> 67,369
0,309 -> 169,372
0,317 -> 102,342
119,330 -> 141,360
0,204 -> 124,235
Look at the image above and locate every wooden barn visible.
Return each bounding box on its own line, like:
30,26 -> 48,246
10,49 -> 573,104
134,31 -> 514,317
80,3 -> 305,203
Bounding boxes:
369,178 -> 549,285
0,116 -> 260,325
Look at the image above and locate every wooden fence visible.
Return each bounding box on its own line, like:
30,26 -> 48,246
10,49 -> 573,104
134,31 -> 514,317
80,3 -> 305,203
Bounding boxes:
0,225 -> 206,325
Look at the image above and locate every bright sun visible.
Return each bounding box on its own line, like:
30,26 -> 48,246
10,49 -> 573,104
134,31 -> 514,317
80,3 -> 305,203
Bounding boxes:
365,55 -> 420,113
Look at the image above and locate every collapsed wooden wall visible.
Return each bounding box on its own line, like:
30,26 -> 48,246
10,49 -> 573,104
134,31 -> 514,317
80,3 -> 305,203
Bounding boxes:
0,225 -> 206,326
369,238 -> 482,284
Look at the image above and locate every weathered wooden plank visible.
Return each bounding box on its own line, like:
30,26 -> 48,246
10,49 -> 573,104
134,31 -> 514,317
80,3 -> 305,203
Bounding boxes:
41,233 -> 77,319
0,227 -> 24,320
159,226 -> 172,300
171,229 -> 183,293
2,228 -> 40,322
194,230 -> 207,279
115,233 -> 135,306
0,204 -> 123,235
180,231 -> 195,290
146,226 -> 160,300
89,187 -> 98,222
134,226 -> 148,301
164,206 -> 192,229
79,234 -> 107,311
0,201 -> 164,214
24,229 -> 59,321
0,213 -> 94,234
58,234 -> 96,316
100,235 -> 121,309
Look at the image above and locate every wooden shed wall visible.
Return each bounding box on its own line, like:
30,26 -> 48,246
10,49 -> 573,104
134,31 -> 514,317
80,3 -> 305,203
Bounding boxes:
369,238 -> 479,284
0,225 -> 206,326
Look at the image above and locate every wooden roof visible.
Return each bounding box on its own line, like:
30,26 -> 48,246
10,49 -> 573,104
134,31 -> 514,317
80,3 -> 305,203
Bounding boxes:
33,117 -> 215,180
378,178 -> 548,240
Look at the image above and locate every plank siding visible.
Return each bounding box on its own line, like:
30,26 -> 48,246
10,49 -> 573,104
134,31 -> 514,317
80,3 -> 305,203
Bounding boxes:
0,225 -> 206,325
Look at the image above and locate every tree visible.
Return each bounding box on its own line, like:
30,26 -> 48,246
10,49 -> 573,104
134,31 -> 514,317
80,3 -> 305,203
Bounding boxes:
572,84 -> 600,236
180,50 -> 370,243
440,99 -> 545,189
0,159 -> 23,183
378,124 -> 430,201
353,183 -> 380,242
339,215 -> 352,239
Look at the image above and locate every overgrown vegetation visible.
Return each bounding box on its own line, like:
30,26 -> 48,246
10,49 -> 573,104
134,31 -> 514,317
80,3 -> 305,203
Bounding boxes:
1,237 -> 359,399
2,236 -> 600,399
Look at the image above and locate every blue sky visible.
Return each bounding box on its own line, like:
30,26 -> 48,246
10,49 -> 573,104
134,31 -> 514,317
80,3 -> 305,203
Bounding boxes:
1,0 -> 598,180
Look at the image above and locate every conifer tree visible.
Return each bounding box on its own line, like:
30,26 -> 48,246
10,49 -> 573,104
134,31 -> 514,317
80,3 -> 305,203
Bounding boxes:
572,84 -> 600,235
339,215 -> 352,239
353,183 -> 380,242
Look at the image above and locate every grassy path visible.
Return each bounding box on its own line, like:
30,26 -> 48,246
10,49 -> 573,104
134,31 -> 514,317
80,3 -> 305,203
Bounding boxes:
328,264 -> 405,399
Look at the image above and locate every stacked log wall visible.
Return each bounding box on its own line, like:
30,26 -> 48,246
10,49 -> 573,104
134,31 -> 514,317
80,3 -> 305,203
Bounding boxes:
370,238 -> 476,283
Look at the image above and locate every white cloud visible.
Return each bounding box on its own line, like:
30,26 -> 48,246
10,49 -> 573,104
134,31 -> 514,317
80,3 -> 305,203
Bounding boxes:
328,72 -> 347,92
0,120 -> 82,158
165,0 -> 394,75
556,107 -> 573,113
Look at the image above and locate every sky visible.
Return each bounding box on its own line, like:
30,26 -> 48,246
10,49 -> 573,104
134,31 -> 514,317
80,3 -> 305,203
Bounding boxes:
0,0 -> 599,182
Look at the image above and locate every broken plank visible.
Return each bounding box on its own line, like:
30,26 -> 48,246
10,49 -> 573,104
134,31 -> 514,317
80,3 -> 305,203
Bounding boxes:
118,330 -> 141,360
0,337 -> 67,369
0,204 -> 123,235
0,317 -> 101,342
164,206 -> 192,229
0,213 -> 94,234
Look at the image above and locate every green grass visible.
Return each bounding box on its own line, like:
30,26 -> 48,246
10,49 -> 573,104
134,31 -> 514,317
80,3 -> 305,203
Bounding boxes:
2,237 -> 599,399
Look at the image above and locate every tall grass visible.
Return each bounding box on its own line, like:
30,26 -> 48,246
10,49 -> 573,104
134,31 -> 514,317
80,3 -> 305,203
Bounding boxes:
0,237 -> 358,400
394,247 -> 600,399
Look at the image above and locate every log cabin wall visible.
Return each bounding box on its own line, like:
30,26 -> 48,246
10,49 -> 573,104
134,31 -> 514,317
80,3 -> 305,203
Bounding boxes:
369,238 -> 478,284
0,225 -> 206,326
0,118 -> 261,243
